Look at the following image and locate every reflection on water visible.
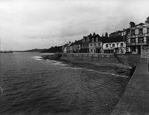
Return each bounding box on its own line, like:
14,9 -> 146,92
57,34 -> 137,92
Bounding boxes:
31,56 -> 42,60
0,53 -> 129,115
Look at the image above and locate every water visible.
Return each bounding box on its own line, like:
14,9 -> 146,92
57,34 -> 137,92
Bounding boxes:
0,53 -> 129,115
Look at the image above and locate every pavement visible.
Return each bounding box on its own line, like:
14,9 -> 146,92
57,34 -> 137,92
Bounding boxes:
111,58 -> 149,115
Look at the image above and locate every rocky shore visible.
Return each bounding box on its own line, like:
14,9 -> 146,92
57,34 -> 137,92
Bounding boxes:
59,57 -> 135,77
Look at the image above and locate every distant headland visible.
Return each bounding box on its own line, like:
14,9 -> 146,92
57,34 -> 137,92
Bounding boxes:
0,51 -> 13,53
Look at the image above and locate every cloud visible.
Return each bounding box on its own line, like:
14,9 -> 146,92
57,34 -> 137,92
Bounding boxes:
0,0 -> 149,50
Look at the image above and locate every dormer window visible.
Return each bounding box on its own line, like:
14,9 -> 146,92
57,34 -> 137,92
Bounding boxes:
94,38 -> 96,42
87,38 -> 89,41
92,38 -> 94,42
96,37 -> 98,42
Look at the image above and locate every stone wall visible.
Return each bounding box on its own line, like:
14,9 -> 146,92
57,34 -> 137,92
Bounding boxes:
117,54 -> 140,67
61,53 -> 119,64
141,45 -> 149,58
60,53 -> 140,67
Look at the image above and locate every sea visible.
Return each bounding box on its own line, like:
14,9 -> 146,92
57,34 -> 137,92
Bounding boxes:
0,52 -> 128,115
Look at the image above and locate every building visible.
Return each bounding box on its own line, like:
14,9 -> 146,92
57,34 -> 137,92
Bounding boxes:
80,36 -> 90,53
126,17 -> 149,55
71,40 -> 82,53
109,30 -> 124,37
62,42 -> 72,53
89,33 -> 102,53
102,36 -> 126,54
62,44 -> 68,53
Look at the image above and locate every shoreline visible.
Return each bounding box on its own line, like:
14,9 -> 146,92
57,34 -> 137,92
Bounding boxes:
41,53 -> 136,79
41,54 -> 136,114
58,58 -> 135,78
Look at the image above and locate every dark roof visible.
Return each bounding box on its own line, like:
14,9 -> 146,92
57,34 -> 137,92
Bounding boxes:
102,36 -> 125,43
136,23 -> 144,26
71,40 -> 82,46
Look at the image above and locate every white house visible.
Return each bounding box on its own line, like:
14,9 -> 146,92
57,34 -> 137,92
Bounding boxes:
102,36 -> 126,54
62,42 -> 72,53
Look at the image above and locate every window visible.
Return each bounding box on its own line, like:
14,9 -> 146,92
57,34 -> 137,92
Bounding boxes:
96,37 -> 98,42
98,43 -> 100,46
112,44 -> 115,47
135,29 -> 139,35
128,38 -> 130,43
87,38 -> 90,41
92,38 -> 94,42
138,37 -> 144,43
139,29 -> 143,34
147,28 -> 149,34
131,38 -> 136,43
106,44 -> 108,48
147,37 -> 149,44
132,47 -> 136,52
94,38 -> 96,42
94,43 -> 96,46
131,30 -> 135,35
120,43 -> 123,47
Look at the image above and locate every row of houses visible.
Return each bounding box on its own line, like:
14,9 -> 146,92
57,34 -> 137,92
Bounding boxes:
62,17 -> 149,56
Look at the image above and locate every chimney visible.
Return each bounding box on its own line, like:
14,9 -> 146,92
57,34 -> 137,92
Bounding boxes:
145,16 -> 149,23
105,32 -> 108,37
129,22 -> 135,28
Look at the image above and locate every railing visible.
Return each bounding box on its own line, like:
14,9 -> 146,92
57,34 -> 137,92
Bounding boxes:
126,42 -> 147,46
127,33 -> 149,38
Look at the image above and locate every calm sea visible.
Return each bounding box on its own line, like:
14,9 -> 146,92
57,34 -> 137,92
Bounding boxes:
0,52 -> 128,115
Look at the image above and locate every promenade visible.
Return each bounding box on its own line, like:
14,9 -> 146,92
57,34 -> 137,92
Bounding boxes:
111,58 -> 149,115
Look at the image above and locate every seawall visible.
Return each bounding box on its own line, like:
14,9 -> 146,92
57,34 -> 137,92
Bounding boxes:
60,53 -> 140,68
111,58 -> 149,115
59,53 -> 149,114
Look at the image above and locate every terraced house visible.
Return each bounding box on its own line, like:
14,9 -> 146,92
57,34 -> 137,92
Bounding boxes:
102,36 -> 126,54
89,33 -> 102,53
71,40 -> 82,53
80,35 -> 90,53
126,17 -> 149,56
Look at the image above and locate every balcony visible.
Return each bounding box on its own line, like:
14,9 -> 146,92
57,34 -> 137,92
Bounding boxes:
126,41 -> 147,46
127,33 -> 149,38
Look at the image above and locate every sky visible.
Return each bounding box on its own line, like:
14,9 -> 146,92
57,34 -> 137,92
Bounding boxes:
0,0 -> 149,50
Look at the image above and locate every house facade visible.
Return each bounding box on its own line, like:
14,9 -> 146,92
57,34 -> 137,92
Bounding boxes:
62,45 -> 67,53
71,40 -> 81,53
89,33 -> 102,53
62,42 -> 72,53
80,36 -> 90,53
126,17 -> 149,55
102,36 -> 126,54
